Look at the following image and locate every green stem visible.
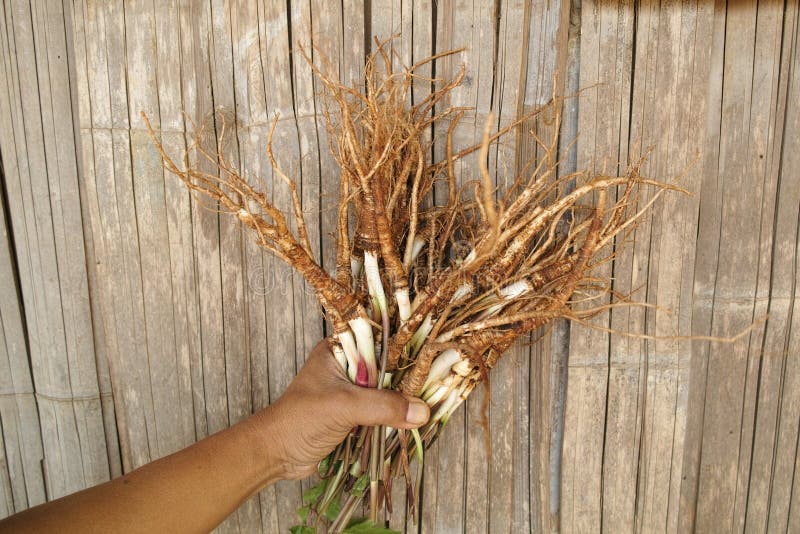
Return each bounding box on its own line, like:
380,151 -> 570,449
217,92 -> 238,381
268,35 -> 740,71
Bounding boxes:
410,429 -> 424,522
330,493 -> 361,534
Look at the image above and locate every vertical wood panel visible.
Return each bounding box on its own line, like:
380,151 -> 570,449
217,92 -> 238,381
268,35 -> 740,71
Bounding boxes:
0,3 -> 46,514
561,1 -> 635,531
431,1 -> 497,531
0,167 -> 45,513
1,1 -> 800,532
0,0 -> 113,505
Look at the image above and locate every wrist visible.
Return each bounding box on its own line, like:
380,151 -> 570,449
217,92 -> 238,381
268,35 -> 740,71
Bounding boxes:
242,405 -> 292,484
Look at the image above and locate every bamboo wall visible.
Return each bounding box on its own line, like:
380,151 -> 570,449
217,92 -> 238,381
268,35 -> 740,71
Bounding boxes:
1,1 -> 799,532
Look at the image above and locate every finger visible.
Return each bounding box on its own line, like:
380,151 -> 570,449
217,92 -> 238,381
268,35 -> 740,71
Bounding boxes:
343,386 -> 430,430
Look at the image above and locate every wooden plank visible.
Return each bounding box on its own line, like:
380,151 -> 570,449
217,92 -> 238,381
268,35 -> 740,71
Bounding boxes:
68,0 -> 123,480
0,416 -> 11,518
151,0 -> 199,456
0,3 -> 46,513
77,0 -> 157,473
0,0 -> 113,500
488,1 -> 532,532
743,3 -> 799,531
532,0 -> 574,529
174,0 -> 210,451
3,0 -> 71,497
124,0 -> 185,467
724,1 -> 795,531
760,10 -> 800,530
429,2 -> 499,531
690,1 -> 789,531
653,3 -> 711,530
257,2 -> 304,529
561,0 -> 634,531
309,0 -> 345,319
603,2 -> 659,530
35,0 -> 111,490
791,439 -> 800,534
227,1 -> 280,531
619,0 -> 705,531
205,3 -> 259,531
231,0 -> 282,531
693,0 -> 745,528
287,0 -> 325,368
677,1 -> 726,530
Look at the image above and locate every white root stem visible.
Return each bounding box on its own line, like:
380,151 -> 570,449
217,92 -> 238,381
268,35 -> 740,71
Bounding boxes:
451,283 -> 474,303
424,383 -> 450,406
332,345 -> 348,374
441,382 -> 474,423
364,252 -> 386,309
410,428 -> 424,522
396,288 -> 411,323
421,349 -> 463,394
409,314 -> 433,355
350,257 -> 363,289
409,235 -> 427,263
337,330 -> 360,382
476,279 -> 533,320
433,389 -> 460,423
423,376 -> 455,404
348,316 -> 377,386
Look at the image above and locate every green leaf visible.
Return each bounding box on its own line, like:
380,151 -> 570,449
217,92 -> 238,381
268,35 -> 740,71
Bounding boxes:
317,453 -> 332,476
324,499 -> 341,522
343,518 -> 400,533
289,526 -> 315,534
302,479 -> 328,504
350,474 -> 369,498
296,505 -> 310,523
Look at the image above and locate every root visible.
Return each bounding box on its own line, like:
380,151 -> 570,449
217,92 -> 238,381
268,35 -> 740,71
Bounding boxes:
146,38 -> 713,530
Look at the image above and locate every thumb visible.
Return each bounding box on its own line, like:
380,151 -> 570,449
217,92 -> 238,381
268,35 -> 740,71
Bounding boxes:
343,386 -> 430,430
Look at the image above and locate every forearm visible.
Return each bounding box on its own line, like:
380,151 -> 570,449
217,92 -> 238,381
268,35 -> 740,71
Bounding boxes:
0,409 -> 283,534
0,342 -> 428,532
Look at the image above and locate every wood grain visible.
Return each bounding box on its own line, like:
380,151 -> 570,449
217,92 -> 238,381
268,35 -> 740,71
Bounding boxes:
1,2 -> 799,533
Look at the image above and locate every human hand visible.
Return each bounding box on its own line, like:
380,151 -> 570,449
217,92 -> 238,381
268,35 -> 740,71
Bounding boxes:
255,340 -> 431,480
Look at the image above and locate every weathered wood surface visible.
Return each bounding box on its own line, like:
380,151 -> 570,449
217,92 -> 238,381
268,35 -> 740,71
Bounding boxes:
0,0 -> 118,512
0,1 -> 799,533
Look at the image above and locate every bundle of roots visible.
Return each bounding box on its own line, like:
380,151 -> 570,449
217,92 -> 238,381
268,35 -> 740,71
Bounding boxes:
144,40 -> 681,533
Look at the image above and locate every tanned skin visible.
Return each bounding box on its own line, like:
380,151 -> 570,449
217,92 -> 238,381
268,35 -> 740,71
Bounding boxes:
0,341 -> 430,533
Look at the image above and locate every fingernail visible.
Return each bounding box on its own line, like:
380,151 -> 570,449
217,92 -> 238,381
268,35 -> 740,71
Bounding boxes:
406,399 -> 429,425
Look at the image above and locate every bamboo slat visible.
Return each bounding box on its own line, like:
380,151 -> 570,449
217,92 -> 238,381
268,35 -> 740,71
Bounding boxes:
0,0 -> 112,504
0,1 -> 798,533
